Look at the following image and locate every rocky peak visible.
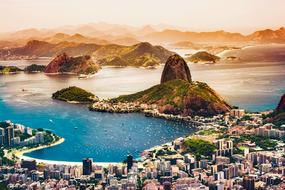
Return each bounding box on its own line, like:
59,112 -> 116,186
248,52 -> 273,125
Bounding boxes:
160,54 -> 192,84
276,94 -> 285,112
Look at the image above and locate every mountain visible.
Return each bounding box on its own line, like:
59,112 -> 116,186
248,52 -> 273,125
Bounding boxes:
111,55 -> 231,116
0,40 -> 172,67
0,40 -> 101,59
45,53 -> 101,75
143,29 -> 246,44
44,33 -> 110,45
187,51 -> 220,63
248,27 -> 285,43
161,54 -> 192,83
93,42 -> 173,67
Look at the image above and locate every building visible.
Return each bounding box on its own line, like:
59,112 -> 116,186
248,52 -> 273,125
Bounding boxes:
82,158 -> 93,175
230,109 -> 245,118
127,154 -> 133,171
243,176 -> 255,190
0,127 -> 4,145
5,126 -> 15,146
214,139 -> 233,157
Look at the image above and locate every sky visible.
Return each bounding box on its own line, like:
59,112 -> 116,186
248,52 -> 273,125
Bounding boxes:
0,0 -> 285,34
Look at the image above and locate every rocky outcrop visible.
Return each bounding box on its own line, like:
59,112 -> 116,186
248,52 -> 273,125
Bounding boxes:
161,54 -> 191,84
45,53 -> 101,75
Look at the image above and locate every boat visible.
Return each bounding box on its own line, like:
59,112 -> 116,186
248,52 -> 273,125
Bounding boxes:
74,127 -> 78,129
78,74 -> 88,79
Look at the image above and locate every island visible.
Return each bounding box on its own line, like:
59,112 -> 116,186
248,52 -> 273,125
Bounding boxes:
24,64 -> 46,73
52,86 -> 99,103
186,51 -> 220,63
0,66 -> 22,74
45,53 -> 101,75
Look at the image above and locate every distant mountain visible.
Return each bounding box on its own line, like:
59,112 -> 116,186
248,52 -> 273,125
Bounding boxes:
93,42 -> 173,67
44,33 -> 109,45
248,27 -> 285,43
143,29 -> 246,44
187,51 -> 220,63
45,53 -> 101,75
112,55 -> 231,116
0,40 -> 172,67
0,40 -> 101,59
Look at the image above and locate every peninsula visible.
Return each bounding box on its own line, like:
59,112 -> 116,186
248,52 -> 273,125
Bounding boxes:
90,54 -> 231,117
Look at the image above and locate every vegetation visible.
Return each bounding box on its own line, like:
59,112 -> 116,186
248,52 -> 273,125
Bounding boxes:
186,51 -> 220,63
24,64 -> 46,73
184,138 -> 216,159
111,79 -> 230,116
233,135 -> 278,150
52,86 -> 98,103
0,66 -> 22,74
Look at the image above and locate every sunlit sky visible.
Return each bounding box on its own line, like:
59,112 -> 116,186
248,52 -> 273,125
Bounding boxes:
1,0 -> 285,34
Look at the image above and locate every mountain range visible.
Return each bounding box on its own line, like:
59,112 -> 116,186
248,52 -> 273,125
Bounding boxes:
0,23 -> 284,48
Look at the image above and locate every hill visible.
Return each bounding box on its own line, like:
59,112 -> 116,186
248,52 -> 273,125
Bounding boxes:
93,42 -> 173,67
52,86 -> 98,103
45,53 -> 101,75
187,51 -> 220,63
111,79 -> 230,116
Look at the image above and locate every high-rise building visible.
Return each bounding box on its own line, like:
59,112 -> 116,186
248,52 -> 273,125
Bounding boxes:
82,158 -> 93,175
5,126 -> 14,146
0,127 -> 4,146
127,154 -> 133,171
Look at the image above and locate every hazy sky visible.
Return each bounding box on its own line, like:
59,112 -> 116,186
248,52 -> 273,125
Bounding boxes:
1,0 -> 285,34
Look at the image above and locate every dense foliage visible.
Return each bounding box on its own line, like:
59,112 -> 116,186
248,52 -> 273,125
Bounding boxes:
0,66 -> 22,74
184,138 -> 216,159
52,86 -> 97,103
24,64 -> 46,72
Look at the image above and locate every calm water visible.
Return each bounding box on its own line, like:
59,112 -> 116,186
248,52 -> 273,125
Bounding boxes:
0,45 -> 284,162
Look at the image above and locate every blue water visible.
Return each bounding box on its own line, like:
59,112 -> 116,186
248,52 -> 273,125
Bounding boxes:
0,45 -> 285,162
0,99 -> 193,162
